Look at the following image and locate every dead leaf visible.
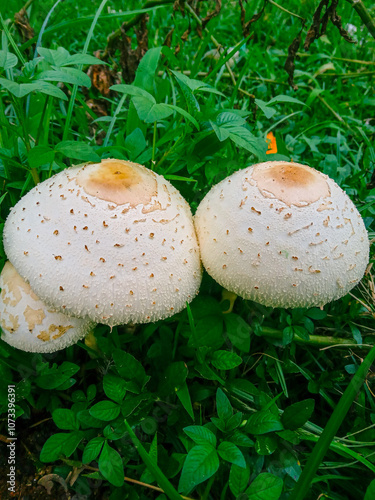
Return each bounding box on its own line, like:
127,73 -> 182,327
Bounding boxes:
284,26 -> 304,90
87,51 -> 114,97
14,7 -> 35,43
120,14 -> 149,83
239,0 -> 266,38
38,474 -> 68,495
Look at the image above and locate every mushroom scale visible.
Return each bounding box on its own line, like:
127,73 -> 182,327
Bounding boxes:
194,161 -> 369,308
3,159 -> 202,326
0,262 -> 94,353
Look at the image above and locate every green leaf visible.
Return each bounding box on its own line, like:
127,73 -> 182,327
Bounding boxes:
134,46 -> 162,92
190,315 -> 224,349
246,473 -> 283,499
125,127 -> 146,160
255,434 -> 278,455
82,436 -> 105,464
211,350 -> 242,370
218,441 -> 246,468
36,68 -> 91,88
228,127 -> 268,159
0,50 -> 18,70
305,308 -> 327,320
268,95 -> 306,106
229,463 -> 251,497
0,78 -> 68,100
224,313 -> 251,352
216,388 -> 232,422
52,408 -> 79,430
89,400 -> 121,421
28,145 -> 55,168
99,441 -> 124,487
124,420 -> 182,500
63,53 -> 107,66
225,411 -> 243,432
55,141 -> 100,161
255,99 -> 277,119
163,104 -> 200,130
281,399 -> 315,430
132,98 -> 173,123
35,362 -> 80,389
37,47 -> 70,66
110,83 -> 155,102
40,431 -> 83,462
229,431 -> 254,448
178,444 -> 219,494
103,374 -> 127,403
184,426 -> 217,447
113,349 -> 148,391
245,410 -> 284,435
365,479 -> 375,500
176,382 -> 194,420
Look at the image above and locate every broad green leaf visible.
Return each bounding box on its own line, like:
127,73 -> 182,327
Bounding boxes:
216,388 -> 232,422
268,95 -> 306,106
255,434 -> 278,455
305,308 -> 327,320
113,349 -> 147,390
229,431 -> 254,447
211,350 -> 242,370
218,441 -> 246,468
178,444 -> 219,494
132,98 -> 173,123
228,127 -> 268,159
255,99 -> 277,119
161,361 -> 188,395
210,120 -> 231,142
82,436 -> 105,464
190,315 -> 224,349
89,400 -> 120,421
224,313 -> 251,352
52,408 -> 79,430
245,410 -> 284,434
134,46 -> 162,92
99,441 -> 124,487
217,111 -> 247,126
246,472 -> 283,500
0,79 -> 67,100
365,479 -> 375,500
173,76 -> 201,116
176,382 -> 194,420
63,53 -> 107,66
103,374 -> 127,403
163,104 -> 200,130
37,47 -> 70,66
281,399 -> 315,430
225,411 -> 243,432
35,362 -> 80,389
28,146 -> 55,168
40,431 -> 83,462
0,51 -> 18,70
121,394 -> 148,417
184,426 -> 217,447
229,463 -> 251,497
55,141 -> 100,161
36,68 -> 91,88
125,127 -> 146,160
110,83 -> 155,102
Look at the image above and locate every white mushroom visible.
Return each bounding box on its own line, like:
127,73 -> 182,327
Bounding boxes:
194,161 -> 369,308
3,159 -> 202,326
0,262 -> 94,352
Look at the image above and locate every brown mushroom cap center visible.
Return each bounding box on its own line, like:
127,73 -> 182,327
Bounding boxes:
76,159 -> 157,206
251,162 -> 330,207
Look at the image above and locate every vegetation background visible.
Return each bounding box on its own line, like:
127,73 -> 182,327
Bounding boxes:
0,0 -> 374,499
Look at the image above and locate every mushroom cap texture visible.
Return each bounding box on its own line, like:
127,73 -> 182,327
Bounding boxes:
0,262 -> 94,352
3,159 -> 202,325
194,161 -> 369,308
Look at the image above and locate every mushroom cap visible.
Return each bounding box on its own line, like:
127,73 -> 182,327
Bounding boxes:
194,161 -> 369,308
3,159 -> 201,325
0,262 -> 94,352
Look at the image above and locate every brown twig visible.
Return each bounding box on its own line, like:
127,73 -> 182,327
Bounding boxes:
84,464 -> 195,500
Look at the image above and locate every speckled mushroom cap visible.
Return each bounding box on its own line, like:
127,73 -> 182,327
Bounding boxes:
3,159 -> 201,326
194,161 -> 369,308
0,262 -> 94,352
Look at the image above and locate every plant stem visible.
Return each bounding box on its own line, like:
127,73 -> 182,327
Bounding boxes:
289,343 -> 375,499
267,0 -> 306,23
345,0 -> 375,40
260,326 -> 372,350
152,121 -> 157,168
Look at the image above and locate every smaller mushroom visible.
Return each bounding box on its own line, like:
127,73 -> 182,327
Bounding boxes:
0,262 -> 95,352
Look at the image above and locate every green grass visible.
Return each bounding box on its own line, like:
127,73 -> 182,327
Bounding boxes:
0,1 -> 375,499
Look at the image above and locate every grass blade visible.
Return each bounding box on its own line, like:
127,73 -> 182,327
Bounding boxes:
123,419 -> 184,500
290,344 -> 375,500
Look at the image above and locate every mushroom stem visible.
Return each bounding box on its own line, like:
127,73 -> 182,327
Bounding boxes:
259,327 -> 372,350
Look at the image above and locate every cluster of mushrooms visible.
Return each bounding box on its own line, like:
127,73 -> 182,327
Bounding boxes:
0,158 -> 369,353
